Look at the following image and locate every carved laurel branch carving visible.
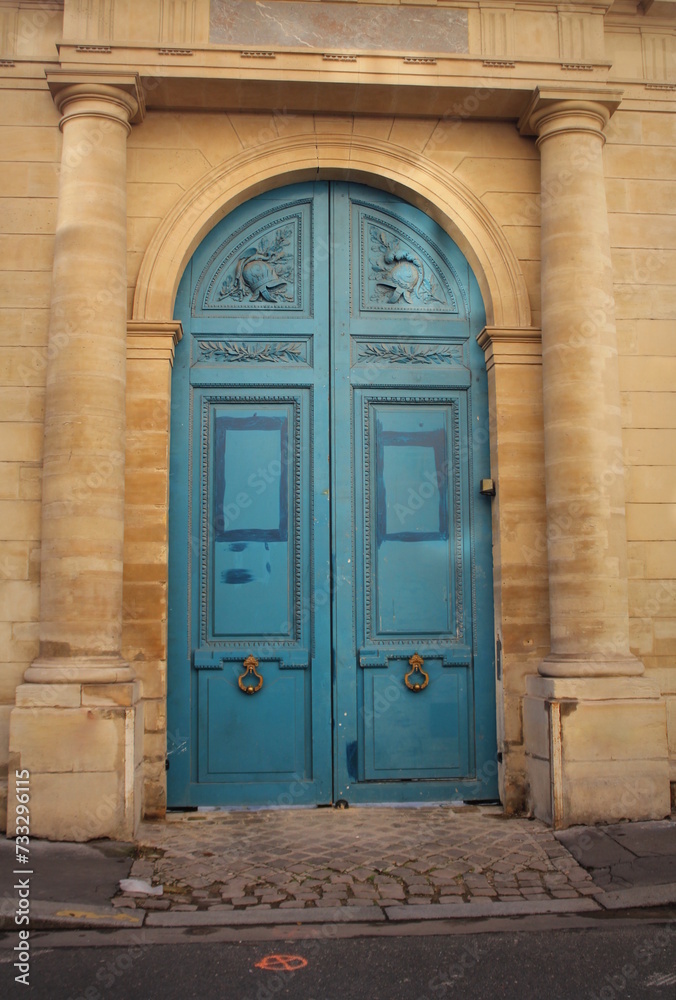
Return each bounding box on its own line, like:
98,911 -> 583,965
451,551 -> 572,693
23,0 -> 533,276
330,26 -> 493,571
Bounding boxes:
359,343 -> 463,365
198,341 -> 305,364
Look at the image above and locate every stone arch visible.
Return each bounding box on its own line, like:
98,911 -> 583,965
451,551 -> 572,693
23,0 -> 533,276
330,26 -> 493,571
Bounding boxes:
131,132 -> 531,329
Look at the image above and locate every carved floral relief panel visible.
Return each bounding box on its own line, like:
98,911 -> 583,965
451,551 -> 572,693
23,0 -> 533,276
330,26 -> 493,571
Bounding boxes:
357,209 -> 468,317
192,199 -> 312,315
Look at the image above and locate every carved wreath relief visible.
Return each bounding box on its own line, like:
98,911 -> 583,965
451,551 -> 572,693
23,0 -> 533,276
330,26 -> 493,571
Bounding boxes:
369,227 -> 444,307
217,225 -> 295,304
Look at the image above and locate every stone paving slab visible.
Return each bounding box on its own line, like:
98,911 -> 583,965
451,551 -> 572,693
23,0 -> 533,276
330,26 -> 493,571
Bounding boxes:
555,819 -> 676,891
605,821 -> 676,857
0,837 -> 134,905
115,805 -> 603,916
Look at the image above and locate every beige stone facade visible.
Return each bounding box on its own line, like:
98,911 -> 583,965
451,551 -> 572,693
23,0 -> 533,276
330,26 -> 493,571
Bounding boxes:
0,0 -> 674,837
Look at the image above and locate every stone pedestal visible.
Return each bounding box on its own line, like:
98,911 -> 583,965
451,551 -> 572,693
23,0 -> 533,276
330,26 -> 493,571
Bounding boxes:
524,676 -> 670,827
9,681 -> 143,841
519,88 -> 670,826
8,75 -> 146,841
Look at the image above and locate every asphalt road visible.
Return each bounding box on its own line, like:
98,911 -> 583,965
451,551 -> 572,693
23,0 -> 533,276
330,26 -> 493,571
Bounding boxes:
2,923 -> 676,1000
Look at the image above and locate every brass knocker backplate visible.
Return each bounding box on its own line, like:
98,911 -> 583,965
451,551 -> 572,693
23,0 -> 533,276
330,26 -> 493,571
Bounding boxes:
238,654 -> 263,694
404,653 -> 429,692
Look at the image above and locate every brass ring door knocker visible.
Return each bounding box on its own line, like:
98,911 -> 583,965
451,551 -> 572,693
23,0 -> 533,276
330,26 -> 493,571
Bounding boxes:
238,654 -> 263,694
404,653 -> 429,692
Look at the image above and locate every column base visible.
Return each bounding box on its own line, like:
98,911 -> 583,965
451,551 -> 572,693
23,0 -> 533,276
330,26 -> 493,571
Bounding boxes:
24,654 -> 135,685
538,653 -> 644,677
524,675 -> 671,828
8,676 -> 143,841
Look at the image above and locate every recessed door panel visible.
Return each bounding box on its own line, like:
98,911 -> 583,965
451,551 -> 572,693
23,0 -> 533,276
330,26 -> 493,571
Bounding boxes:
198,665 -> 308,781
362,658 -> 469,779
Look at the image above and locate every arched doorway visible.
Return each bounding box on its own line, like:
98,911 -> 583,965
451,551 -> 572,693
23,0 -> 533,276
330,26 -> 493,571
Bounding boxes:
167,181 -> 497,807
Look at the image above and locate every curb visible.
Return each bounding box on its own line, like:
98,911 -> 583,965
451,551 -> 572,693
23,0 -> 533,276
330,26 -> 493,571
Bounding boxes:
595,884 -> 676,911
0,900 -> 143,931
383,898 -> 601,920
144,906 -> 386,927
3,887 -> 676,932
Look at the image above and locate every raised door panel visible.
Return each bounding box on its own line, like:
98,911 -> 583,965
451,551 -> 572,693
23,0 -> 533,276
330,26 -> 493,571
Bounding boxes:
205,398 -> 301,644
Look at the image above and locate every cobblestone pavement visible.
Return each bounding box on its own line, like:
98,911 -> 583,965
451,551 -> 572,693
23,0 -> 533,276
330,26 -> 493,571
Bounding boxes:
115,806 -> 603,913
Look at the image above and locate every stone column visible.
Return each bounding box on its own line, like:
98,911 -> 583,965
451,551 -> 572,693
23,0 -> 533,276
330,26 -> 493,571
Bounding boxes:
519,88 -> 669,827
8,74 -> 146,841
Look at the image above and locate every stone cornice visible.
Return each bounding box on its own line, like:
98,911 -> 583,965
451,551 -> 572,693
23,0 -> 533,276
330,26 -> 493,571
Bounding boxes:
640,0 -> 676,16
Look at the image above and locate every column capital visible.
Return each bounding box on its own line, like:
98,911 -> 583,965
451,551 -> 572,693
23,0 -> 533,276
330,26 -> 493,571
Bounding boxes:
518,86 -> 623,144
46,70 -> 146,130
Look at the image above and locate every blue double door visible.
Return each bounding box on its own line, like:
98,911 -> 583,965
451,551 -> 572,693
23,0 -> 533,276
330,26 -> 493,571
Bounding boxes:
168,182 -> 497,807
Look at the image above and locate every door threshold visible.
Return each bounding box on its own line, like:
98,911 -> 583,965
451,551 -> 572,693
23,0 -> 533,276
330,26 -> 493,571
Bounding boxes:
183,800 -> 500,813
332,800 -> 465,809
195,804 -> 318,813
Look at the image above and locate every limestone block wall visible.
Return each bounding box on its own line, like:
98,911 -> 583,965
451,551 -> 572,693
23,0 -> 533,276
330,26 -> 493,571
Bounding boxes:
605,107 -> 676,799
0,0 -> 675,826
0,77 -> 60,826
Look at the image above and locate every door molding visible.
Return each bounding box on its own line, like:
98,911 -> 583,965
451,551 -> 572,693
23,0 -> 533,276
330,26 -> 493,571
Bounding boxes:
132,131 -> 531,330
